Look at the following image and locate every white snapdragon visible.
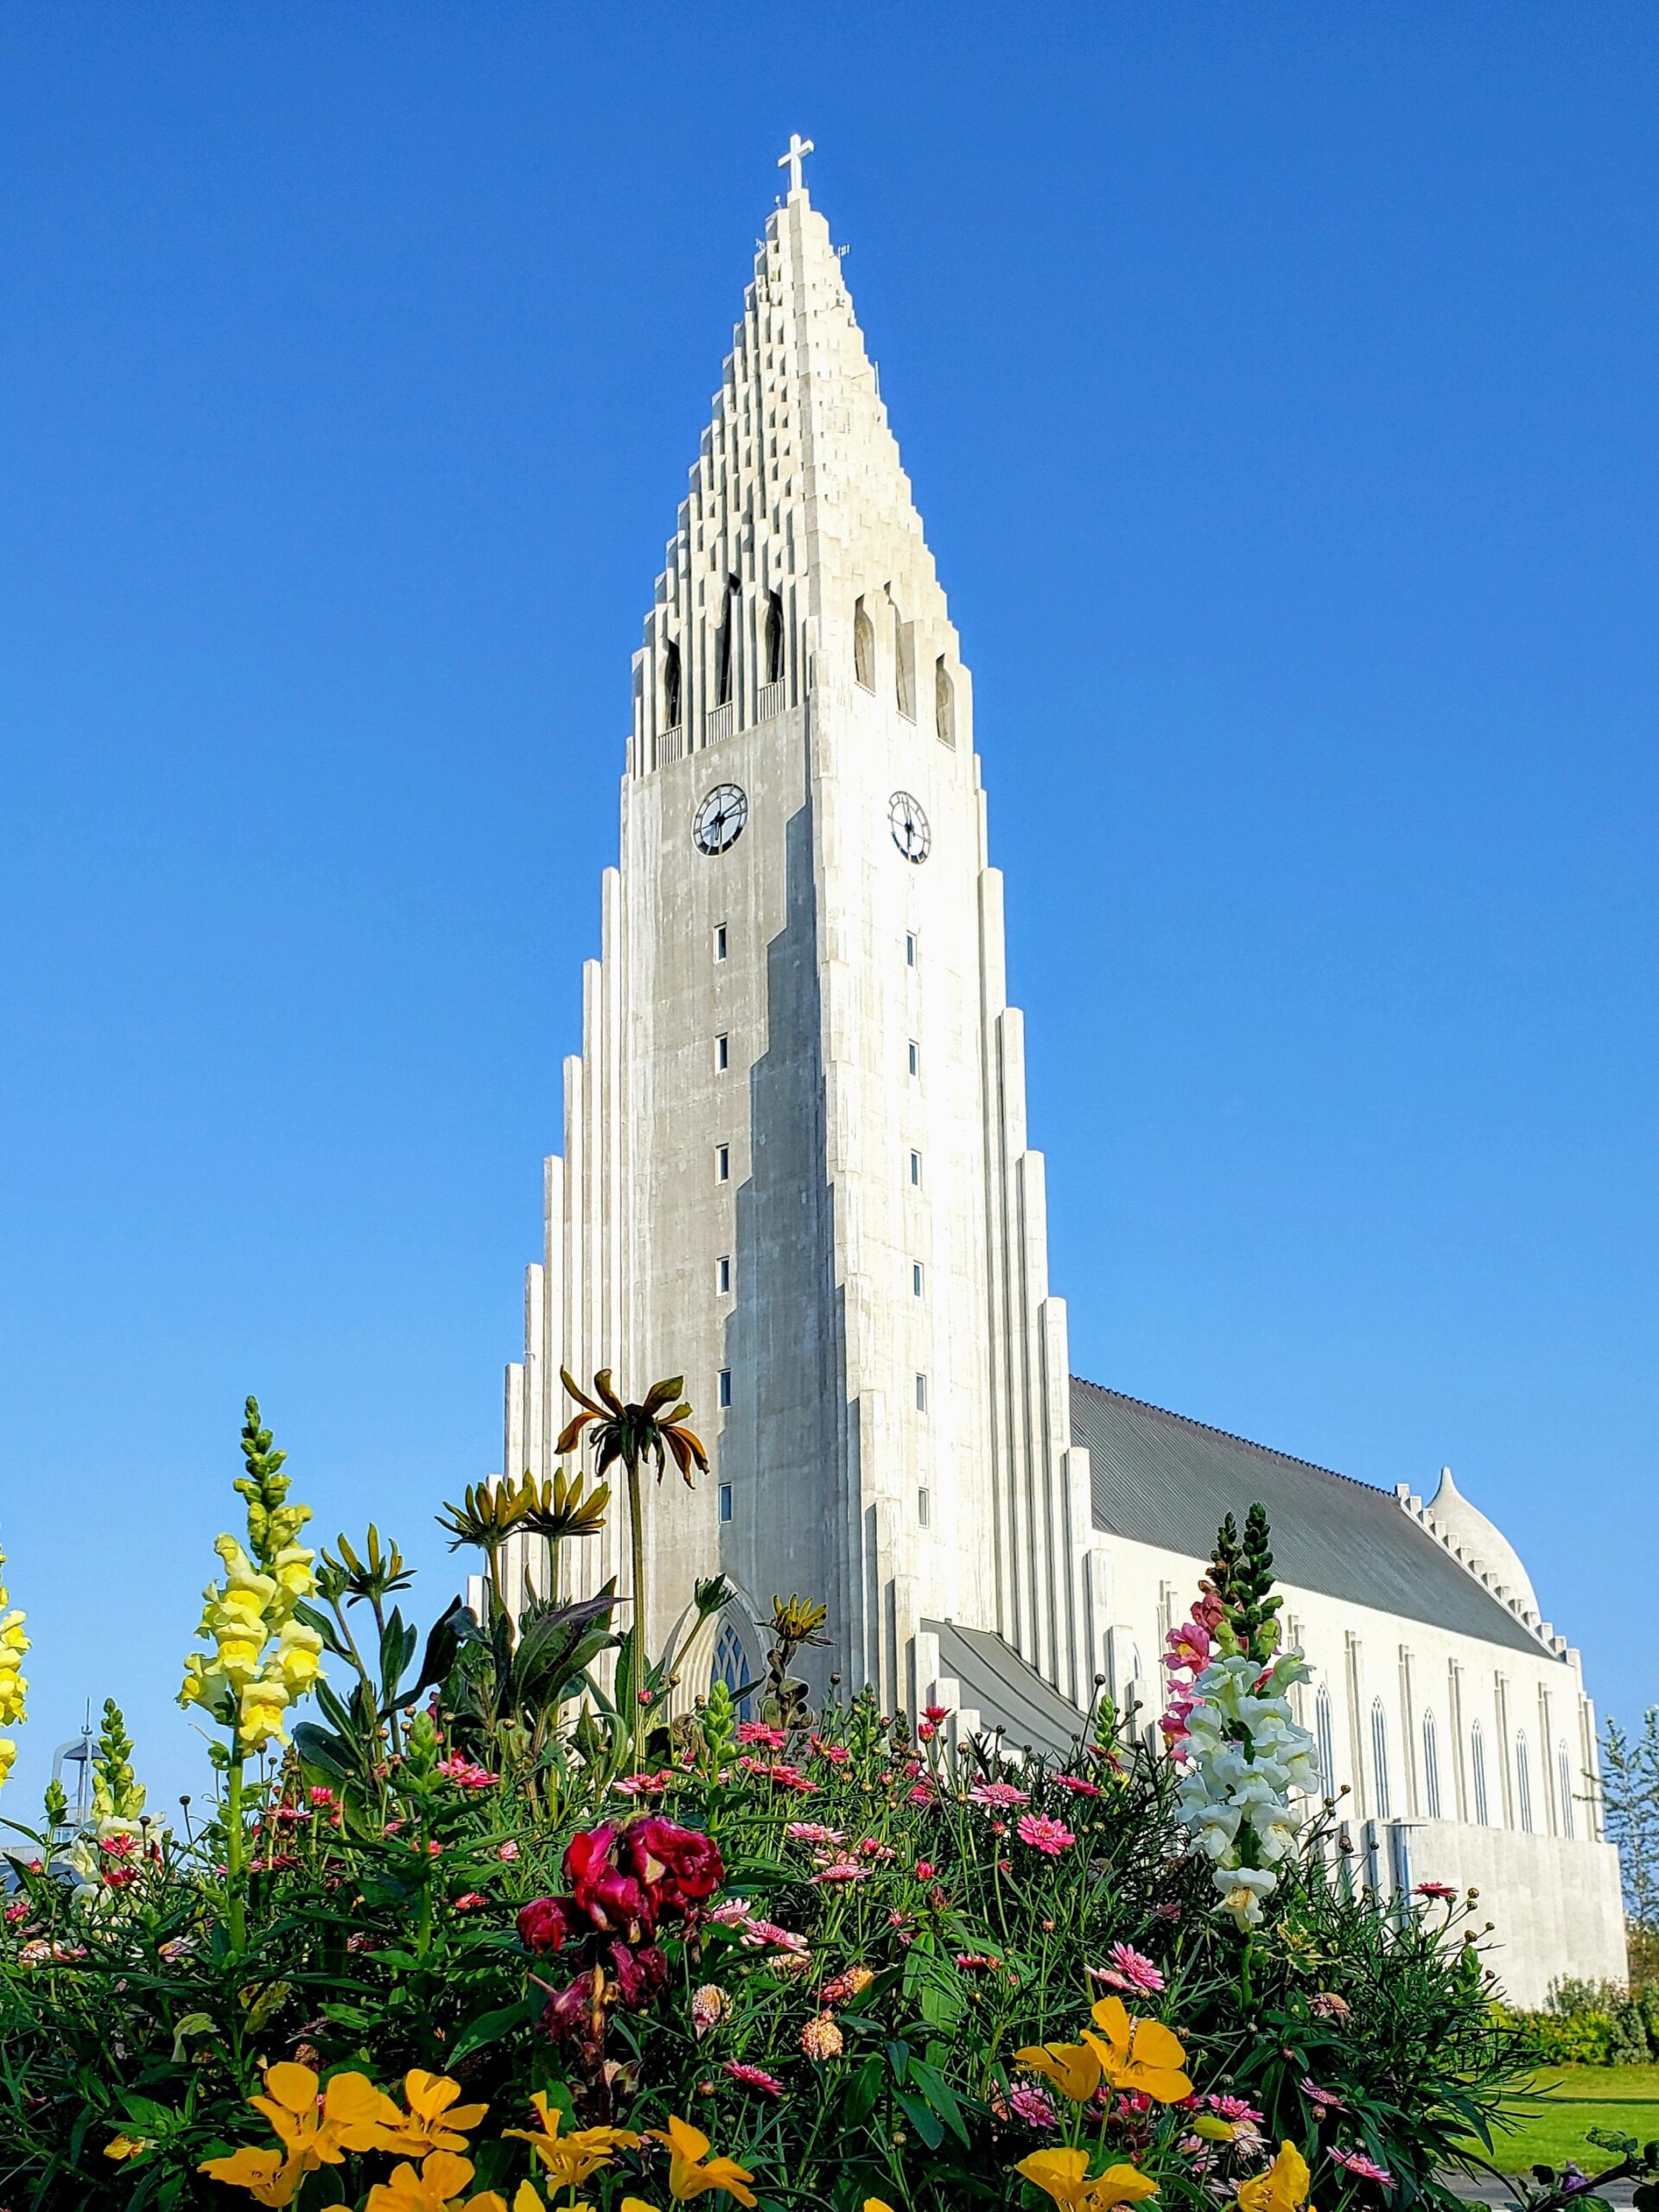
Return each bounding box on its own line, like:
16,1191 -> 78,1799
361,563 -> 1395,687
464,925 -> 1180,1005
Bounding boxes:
1173,1648 -> 1320,1928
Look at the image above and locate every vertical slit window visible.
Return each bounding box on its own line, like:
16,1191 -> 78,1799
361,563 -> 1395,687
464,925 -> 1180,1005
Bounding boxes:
912,1262 -> 924,1297
1516,1732 -> 1534,1832
1315,1684 -> 1336,1796
907,1039 -> 919,1076
715,1033 -> 729,1071
935,654 -> 955,746
854,594 -> 874,690
718,1368 -> 733,1409
1557,1742 -> 1576,1837
716,1255 -> 731,1295
1370,1699 -> 1391,1820
1422,1710 -> 1442,1818
917,1486 -> 931,1527
663,638 -> 682,730
1471,1722 -> 1490,1826
714,923 -> 728,962
905,931 -> 917,967
765,590 -> 785,683
909,1150 -> 921,1186
716,1144 -> 730,1183
914,1372 -> 927,1412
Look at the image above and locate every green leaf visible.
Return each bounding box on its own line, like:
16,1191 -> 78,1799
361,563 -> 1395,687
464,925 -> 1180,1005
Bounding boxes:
842,2056 -> 884,2129
894,2088 -> 944,2150
447,1992 -> 544,2063
886,2038 -> 912,2083
169,2010 -> 216,2063
906,2058 -> 969,2145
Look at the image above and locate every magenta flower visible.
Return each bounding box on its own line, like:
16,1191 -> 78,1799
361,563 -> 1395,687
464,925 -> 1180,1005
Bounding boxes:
1414,1880 -> 1457,1902
1331,2149 -> 1395,2186
969,1781 -> 1031,1810
1089,1942 -> 1165,1994
1300,2079 -> 1347,2113
1051,1773 -> 1104,1798
785,1821 -> 844,1846
1015,1812 -> 1076,1856
737,1720 -> 788,1749
811,1856 -> 870,1885
1008,2084 -> 1061,2130
723,2060 -> 786,2097
435,1752 -> 498,1790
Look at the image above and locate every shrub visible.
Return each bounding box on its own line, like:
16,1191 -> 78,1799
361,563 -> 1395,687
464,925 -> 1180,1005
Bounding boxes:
0,1392 -> 1541,2211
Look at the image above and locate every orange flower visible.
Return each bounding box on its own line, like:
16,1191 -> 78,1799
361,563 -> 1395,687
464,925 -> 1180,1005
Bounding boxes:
647,2115 -> 758,2206
503,2091 -> 641,2189
364,2149 -> 508,2211
1014,2038 -> 1103,2104
378,2069 -> 490,2156
199,2145 -> 302,2207
251,2062 -> 403,2166
1016,2148 -> 1160,2211
1084,1996 -> 1193,2104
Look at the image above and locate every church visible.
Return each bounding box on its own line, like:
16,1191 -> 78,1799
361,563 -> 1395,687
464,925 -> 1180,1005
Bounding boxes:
499,143 -> 1624,2005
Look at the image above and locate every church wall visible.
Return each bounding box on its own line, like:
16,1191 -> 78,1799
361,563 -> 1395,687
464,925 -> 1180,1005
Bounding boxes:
1090,1529 -> 1626,2004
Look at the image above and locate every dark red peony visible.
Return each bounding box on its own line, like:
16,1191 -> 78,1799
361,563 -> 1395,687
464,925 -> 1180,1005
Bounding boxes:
517,1895 -> 578,1955
622,1817 -> 724,1914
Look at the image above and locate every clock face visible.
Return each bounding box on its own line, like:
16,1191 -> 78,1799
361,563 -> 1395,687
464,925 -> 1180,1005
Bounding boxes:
693,783 -> 748,855
888,790 -> 931,864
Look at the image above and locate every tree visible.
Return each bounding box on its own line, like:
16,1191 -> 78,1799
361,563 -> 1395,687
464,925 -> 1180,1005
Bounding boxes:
1601,1707 -> 1659,1975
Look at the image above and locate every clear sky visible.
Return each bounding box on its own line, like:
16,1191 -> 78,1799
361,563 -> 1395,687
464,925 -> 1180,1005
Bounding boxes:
2,5 -> 1654,1815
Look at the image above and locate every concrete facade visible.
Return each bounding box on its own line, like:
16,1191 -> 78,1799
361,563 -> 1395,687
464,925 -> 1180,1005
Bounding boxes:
499,162 -> 1626,2005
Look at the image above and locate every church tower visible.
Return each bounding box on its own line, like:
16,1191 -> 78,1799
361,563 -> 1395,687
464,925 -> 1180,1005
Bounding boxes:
505,147 -> 1097,1726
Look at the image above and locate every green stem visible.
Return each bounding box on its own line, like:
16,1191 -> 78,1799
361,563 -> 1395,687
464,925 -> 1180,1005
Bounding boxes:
626,1454 -> 646,1775
225,1747 -> 247,1954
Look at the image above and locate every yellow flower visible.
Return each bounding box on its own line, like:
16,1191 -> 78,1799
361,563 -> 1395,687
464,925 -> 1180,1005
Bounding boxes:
504,2092 -> 641,2188
647,2114 -> 758,2206
365,2151 -> 507,2211
1084,1996 -> 1193,2104
1192,2116 -> 1237,2142
105,2134 -> 149,2160
0,1539 -> 30,1760
250,2062 -> 402,2167
865,2201 -> 900,2211
378,2068 -> 490,2155
199,2145 -> 302,2207
1017,2149 -> 1160,2211
1237,2143 -> 1314,2212
1014,2039 -> 1103,2104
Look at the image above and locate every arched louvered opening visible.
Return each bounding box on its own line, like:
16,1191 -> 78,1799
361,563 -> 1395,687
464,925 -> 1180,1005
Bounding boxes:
765,591 -> 785,683
893,597 -> 912,717
935,655 -> 956,747
1421,1708 -> 1442,1818
663,639 -> 683,731
1370,1697 -> 1392,1820
713,575 -> 741,708
853,595 -> 874,690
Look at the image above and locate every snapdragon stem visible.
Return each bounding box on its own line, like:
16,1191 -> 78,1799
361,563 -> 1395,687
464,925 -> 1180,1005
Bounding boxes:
224,1748 -> 247,1953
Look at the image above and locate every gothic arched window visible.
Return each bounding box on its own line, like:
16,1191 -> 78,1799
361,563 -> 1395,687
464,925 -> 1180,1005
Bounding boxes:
663,639 -> 682,730
1471,1720 -> 1490,1825
1315,1683 -> 1336,1797
1516,1731 -> 1534,1832
854,595 -> 874,690
713,1620 -> 753,1719
1557,1740 -> 1576,1838
935,655 -> 956,747
893,598 -> 912,717
765,591 -> 785,684
1421,1708 -> 1442,1819
1370,1697 -> 1392,1820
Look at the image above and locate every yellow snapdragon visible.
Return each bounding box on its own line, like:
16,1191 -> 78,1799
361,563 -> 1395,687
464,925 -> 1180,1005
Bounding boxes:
0,1539 -> 29,1790
178,1402 -> 323,1753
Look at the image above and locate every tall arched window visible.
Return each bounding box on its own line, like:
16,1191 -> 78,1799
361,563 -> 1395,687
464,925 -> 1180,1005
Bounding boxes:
1370,1697 -> 1392,1820
1471,1720 -> 1490,1825
1315,1683 -> 1336,1797
1421,1709 -> 1442,1818
1557,1741 -> 1576,1838
893,599 -> 912,716
715,577 -> 740,705
853,595 -> 874,690
713,1620 -> 753,1719
935,655 -> 956,746
663,639 -> 682,730
765,591 -> 785,683
1516,1731 -> 1534,1832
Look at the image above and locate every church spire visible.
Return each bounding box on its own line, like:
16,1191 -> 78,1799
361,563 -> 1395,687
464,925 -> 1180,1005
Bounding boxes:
628,156 -> 952,776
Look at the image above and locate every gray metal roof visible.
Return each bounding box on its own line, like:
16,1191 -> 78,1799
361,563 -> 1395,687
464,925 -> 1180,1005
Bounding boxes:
1071,1376 -> 1549,1660
922,1618 -> 1085,1759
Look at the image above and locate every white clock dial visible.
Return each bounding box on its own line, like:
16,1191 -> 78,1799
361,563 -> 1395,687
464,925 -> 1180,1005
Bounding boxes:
693,783 -> 748,855
888,790 -> 931,864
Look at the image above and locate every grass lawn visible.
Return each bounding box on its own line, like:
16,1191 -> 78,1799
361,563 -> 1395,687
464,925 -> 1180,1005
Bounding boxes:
1474,2066 -> 1659,2174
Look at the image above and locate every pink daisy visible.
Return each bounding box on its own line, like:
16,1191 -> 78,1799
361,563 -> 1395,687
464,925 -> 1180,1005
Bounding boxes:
1007,2085 -> 1060,2130
1414,1880 -> 1457,1902
785,1821 -> 844,1846
1300,2080 -> 1346,2113
1330,2150 -> 1394,2186
1051,1774 -> 1105,1797
1089,1942 -> 1165,1995
723,2060 -> 786,2098
737,1720 -> 788,1749
1016,1812 -> 1076,1856
969,1781 -> 1032,1810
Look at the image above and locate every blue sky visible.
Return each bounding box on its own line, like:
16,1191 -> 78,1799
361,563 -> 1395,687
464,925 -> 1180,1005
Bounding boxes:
2,5 -> 1654,1815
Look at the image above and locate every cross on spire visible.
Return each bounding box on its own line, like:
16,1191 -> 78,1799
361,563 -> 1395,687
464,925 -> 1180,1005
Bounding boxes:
779,132 -> 814,196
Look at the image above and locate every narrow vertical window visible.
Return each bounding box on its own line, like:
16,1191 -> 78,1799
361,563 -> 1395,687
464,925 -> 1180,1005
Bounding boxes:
718,1368 -> 733,1409
917,1486 -> 931,1527
715,1033 -> 729,1071
714,923 -> 728,962
664,639 -> 683,729
912,1262 -> 924,1297
907,1039 -> 919,1076
716,1144 -> 730,1183
1516,1732 -> 1534,1833
1557,1742 -> 1576,1838
909,1150 -> 921,1186
1471,1721 -> 1490,1826
1421,1710 -> 1442,1819
718,1484 -> 733,1523
893,597 -> 912,717
854,594 -> 874,690
765,589 -> 785,683
935,654 -> 955,746
715,575 -> 739,705
914,1372 -> 927,1412
1370,1698 -> 1391,1821
716,1255 -> 731,1295
905,931 -> 917,967
1315,1684 -> 1335,1796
